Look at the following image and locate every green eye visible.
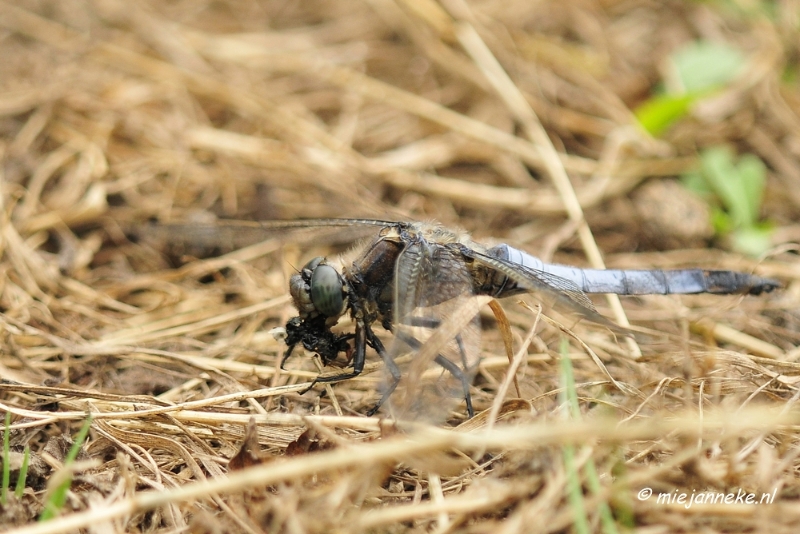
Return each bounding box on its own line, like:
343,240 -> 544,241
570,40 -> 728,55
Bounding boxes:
310,264 -> 344,317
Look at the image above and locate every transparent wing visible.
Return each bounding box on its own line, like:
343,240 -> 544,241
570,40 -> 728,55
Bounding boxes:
461,246 -> 626,332
382,239 -> 484,423
127,217 -> 398,258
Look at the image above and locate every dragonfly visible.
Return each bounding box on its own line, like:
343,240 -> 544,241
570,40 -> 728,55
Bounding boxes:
137,218 -> 780,421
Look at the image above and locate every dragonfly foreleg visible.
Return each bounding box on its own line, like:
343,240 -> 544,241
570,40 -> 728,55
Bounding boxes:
282,315 -> 354,370
313,317 -> 369,384
307,318 -> 402,416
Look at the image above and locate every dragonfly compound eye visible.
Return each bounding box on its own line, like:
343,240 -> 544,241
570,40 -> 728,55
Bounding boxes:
302,256 -> 324,272
310,264 -> 345,317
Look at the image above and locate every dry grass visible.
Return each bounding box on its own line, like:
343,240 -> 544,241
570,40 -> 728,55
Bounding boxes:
1,0 -> 800,532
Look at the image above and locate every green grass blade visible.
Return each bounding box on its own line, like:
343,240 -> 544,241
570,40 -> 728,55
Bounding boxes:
559,339 -> 619,534
583,457 -> 619,534
15,446 -> 30,499
560,339 -> 591,534
2,411 -> 10,505
64,416 -> 92,465
39,415 -> 93,521
563,443 -> 591,534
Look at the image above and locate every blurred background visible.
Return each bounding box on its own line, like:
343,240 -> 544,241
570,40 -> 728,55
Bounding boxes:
3,0 -> 800,257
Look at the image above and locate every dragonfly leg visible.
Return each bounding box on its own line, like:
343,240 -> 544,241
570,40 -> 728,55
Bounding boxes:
307,319 -> 401,416
280,344 -> 296,371
406,316 -> 471,371
433,354 -> 474,418
312,317 -> 368,384
394,330 -> 475,419
365,334 -> 402,416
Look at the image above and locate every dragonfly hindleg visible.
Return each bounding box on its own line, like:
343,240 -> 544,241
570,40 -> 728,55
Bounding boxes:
394,330 -> 475,418
405,316 -> 472,375
433,354 -> 474,418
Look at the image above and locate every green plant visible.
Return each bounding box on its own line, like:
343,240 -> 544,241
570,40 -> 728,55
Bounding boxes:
559,339 -> 618,534
2,411 -> 9,505
15,446 -> 30,499
39,415 -> 93,521
683,146 -> 772,256
635,40 -> 745,135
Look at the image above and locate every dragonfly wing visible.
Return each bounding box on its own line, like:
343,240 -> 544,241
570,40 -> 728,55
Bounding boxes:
462,247 -> 626,332
128,218 -> 397,259
385,240 -> 484,423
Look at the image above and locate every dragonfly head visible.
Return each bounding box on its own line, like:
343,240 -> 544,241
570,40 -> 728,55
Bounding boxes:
284,257 -> 352,369
289,257 -> 347,321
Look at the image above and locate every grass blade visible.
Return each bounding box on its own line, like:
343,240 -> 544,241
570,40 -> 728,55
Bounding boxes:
560,338 -> 619,534
2,411 -> 9,505
15,446 -> 30,499
39,415 -> 93,521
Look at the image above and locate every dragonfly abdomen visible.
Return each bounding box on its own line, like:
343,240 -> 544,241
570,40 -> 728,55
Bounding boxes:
495,245 -> 779,296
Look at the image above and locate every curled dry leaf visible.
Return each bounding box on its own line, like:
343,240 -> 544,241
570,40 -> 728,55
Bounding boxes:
228,417 -> 273,470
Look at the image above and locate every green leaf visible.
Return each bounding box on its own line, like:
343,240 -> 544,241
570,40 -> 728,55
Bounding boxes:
672,41 -> 745,93
635,93 -> 695,135
682,169 -> 714,198
737,153 -> 766,224
731,226 -> 773,257
711,207 -> 733,235
636,40 -> 745,136
682,147 -> 771,257
700,147 -> 754,228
